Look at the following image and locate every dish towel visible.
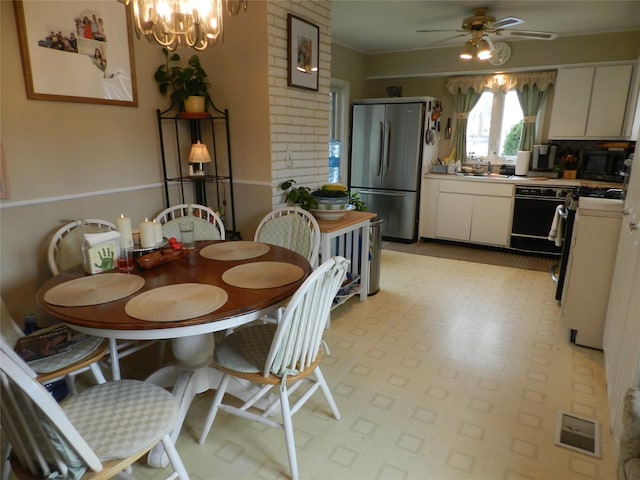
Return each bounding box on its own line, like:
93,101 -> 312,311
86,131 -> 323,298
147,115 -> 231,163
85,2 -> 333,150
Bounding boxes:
548,205 -> 564,247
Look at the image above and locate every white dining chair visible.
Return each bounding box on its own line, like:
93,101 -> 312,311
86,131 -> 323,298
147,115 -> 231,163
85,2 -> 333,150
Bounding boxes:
1,300 -> 109,480
48,219 -> 163,380
198,256 -> 349,480
1,299 -> 107,395
154,203 -> 226,241
251,206 -> 322,326
0,338 -> 190,480
254,206 -> 320,268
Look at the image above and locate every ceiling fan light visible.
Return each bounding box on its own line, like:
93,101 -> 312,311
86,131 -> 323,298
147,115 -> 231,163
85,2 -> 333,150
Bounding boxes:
476,39 -> 492,60
459,41 -> 474,60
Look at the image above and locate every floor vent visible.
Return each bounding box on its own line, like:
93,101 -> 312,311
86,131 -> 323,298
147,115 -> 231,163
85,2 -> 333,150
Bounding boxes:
555,411 -> 601,458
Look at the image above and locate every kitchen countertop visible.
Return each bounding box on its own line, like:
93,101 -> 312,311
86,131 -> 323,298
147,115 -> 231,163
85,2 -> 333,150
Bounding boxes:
424,172 -> 622,189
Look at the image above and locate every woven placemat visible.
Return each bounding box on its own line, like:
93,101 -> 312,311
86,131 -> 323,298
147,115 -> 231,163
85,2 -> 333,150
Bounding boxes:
44,273 -> 145,307
200,241 -> 270,261
125,283 -> 228,322
222,262 -> 304,289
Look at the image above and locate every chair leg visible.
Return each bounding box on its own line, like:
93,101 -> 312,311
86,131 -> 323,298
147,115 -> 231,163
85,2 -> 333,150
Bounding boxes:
65,374 -> 78,396
314,367 -> 341,420
108,338 -> 121,380
160,433 -> 190,480
89,362 -> 107,385
279,384 -> 299,480
198,374 -> 230,444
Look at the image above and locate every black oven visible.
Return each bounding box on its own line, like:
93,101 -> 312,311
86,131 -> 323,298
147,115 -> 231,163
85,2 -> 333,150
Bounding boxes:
510,186 -> 576,256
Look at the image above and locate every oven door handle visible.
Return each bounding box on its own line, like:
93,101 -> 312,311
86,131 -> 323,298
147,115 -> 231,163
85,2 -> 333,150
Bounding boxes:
559,205 -> 568,219
550,263 -> 560,283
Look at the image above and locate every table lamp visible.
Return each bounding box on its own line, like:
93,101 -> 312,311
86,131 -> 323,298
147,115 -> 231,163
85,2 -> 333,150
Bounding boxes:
188,141 -> 211,176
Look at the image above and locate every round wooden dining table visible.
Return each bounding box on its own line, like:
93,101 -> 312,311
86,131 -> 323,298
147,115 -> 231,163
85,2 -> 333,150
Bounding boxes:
37,240 -> 311,468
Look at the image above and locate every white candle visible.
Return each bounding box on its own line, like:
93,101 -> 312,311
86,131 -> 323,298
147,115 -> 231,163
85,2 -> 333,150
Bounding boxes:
116,214 -> 133,248
153,219 -> 164,244
139,218 -> 156,248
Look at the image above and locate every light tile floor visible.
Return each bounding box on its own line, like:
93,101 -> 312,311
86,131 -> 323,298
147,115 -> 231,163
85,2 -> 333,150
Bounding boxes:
129,250 -> 616,480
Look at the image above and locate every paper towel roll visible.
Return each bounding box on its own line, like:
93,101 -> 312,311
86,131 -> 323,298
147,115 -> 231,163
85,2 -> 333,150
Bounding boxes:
516,151 -> 531,176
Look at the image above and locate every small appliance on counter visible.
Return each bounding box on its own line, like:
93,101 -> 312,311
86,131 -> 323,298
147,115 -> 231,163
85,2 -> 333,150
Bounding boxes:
581,148 -> 629,183
529,144 -> 558,177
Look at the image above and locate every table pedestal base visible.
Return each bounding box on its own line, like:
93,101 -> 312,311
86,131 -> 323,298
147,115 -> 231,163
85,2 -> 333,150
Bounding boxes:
146,333 -> 268,468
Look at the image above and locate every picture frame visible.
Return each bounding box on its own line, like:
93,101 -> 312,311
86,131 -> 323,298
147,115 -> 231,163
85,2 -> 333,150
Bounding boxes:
14,0 -> 138,106
287,14 -> 319,91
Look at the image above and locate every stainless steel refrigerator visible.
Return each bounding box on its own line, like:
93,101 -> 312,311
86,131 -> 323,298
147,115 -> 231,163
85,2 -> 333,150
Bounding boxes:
349,98 -> 439,242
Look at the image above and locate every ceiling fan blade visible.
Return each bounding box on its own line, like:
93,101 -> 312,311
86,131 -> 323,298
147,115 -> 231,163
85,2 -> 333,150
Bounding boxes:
416,29 -> 466,33
420,33 -> 469,49
488,16 -> 524,30
499,29 -> 558,40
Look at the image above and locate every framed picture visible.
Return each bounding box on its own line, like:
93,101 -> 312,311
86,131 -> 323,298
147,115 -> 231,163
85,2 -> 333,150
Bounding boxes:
14,0 -> 138,106
287,14 -> 319,91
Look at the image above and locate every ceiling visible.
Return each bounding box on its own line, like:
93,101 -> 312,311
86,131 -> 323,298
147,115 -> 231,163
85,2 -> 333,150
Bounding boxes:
331,1 -> 640,54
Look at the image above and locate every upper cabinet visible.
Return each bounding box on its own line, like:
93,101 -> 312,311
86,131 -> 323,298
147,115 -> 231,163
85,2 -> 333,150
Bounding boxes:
548,63 -> 636,140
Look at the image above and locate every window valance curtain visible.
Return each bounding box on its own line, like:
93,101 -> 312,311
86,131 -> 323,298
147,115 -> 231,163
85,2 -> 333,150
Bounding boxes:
446,71 -> 556,95
446,71 -> 556,161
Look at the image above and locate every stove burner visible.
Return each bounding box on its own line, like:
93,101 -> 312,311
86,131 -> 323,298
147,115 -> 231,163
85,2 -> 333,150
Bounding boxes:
576,186 -> 624,200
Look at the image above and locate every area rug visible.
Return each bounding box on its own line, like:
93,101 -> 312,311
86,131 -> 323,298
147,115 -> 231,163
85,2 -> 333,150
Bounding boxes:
382,240 -> 557,273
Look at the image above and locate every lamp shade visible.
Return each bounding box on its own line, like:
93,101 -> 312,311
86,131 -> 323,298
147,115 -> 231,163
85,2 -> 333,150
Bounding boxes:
459,41 -> 474,60
188,141 -> 211,164
476,39 -> 492,60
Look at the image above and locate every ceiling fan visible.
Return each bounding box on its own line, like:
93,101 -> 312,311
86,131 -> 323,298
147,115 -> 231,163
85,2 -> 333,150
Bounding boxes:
417,7 -> 557,62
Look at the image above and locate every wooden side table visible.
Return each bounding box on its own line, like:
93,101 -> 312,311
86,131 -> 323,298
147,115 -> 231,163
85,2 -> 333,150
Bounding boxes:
315,211 -> 377,308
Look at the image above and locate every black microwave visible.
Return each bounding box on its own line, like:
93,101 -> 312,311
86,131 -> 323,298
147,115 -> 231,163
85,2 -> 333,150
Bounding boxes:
582,149 -> 627,183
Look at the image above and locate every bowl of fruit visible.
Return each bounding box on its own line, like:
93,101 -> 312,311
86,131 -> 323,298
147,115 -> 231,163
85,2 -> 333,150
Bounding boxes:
311,184 -> 349,210
311,184 -> 353,220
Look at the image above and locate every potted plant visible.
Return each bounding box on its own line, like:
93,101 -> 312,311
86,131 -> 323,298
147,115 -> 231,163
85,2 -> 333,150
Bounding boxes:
279,179 -> 317,211
154,48 -> 213,112
348,191 -> 367,211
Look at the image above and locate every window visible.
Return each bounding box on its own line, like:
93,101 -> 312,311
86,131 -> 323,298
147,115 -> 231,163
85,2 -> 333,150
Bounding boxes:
329,79 -> 349,183
466,90 -> 523,162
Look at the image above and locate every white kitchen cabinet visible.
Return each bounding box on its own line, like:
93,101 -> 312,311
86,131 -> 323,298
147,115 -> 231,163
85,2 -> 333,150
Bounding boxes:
431,179 -> 514,247
549,63 -> 634,139
435,192 -> 473,241
419,178 -> 439,238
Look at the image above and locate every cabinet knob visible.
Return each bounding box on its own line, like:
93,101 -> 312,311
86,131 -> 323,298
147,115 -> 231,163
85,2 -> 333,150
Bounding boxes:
629,222 -> 638,232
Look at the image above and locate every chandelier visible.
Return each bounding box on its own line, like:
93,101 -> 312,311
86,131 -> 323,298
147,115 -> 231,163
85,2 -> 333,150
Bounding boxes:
120,0 -> 247,51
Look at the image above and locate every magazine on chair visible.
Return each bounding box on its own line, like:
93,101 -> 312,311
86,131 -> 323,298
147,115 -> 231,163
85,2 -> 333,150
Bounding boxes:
14,324 -> 90,362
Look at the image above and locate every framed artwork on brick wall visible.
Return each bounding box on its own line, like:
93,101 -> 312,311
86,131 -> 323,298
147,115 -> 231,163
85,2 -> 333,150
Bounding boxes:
287,14 -> 319,91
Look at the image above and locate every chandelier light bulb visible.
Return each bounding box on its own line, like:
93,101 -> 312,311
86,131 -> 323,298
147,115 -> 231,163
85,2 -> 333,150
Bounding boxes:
121,0 -> 246,51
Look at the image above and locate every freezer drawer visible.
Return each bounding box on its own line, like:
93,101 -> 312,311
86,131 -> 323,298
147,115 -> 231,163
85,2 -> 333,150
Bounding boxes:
353,189 -> 417,242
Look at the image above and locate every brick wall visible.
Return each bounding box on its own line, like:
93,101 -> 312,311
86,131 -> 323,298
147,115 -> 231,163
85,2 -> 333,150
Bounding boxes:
267,0 -> 331,206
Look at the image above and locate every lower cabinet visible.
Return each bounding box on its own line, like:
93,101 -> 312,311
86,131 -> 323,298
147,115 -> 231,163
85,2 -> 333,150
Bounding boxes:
424,179 -> 514,247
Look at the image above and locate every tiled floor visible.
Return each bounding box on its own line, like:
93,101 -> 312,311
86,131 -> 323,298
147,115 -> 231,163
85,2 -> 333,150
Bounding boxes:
129,249 -> 615,479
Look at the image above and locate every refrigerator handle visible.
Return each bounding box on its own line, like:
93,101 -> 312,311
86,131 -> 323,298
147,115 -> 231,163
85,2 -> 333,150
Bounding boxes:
357,190 -> 407,198
377,121 -> 384,176
383,121 -> 391,177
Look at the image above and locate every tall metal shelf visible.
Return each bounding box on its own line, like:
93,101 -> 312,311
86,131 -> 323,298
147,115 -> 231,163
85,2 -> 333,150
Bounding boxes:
156,104 -> 237,237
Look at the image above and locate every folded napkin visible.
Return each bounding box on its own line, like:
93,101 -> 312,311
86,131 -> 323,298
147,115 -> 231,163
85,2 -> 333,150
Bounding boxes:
548,205 -> 564,247
84,231 -> 121,247
83,231 -> 121,274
